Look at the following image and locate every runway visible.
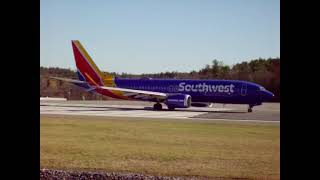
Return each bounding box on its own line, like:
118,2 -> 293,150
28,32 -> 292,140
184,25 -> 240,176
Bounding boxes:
40,100 -> 280,122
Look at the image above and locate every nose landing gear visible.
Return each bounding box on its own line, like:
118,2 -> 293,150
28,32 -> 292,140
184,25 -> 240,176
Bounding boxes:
248,104 -> 254,112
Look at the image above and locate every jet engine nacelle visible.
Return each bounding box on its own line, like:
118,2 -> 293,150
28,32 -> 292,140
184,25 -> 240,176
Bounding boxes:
166,94 -> 191,108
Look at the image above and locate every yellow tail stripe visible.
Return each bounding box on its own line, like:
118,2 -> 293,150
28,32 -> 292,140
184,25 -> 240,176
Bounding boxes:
84,73 -> 100,86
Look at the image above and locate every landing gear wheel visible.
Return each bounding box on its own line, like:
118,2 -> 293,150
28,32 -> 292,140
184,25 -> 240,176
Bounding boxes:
153,103 -> 162,110
248,105 -> 253,113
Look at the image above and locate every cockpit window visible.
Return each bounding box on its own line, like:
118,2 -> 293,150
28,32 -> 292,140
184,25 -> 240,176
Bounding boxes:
259,86 -> 265,90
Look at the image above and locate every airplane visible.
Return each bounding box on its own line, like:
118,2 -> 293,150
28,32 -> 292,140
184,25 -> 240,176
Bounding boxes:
52,40 -> 274,112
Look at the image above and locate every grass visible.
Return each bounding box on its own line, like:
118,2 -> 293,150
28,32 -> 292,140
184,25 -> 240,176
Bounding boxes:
40,115 -> 280,179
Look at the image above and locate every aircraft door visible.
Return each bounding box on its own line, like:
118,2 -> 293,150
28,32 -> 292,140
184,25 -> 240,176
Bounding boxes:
241,83 -> 247,96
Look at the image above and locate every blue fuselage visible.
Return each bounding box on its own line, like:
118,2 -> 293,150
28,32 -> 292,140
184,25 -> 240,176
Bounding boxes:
114,78 -> 274,105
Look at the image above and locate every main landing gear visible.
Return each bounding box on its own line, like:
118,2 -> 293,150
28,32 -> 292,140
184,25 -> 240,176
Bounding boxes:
153,103 -> 162,110
248,104 -> 254,113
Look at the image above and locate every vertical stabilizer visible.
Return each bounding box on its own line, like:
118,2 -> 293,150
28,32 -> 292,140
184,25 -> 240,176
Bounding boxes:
72,40 -> 105,86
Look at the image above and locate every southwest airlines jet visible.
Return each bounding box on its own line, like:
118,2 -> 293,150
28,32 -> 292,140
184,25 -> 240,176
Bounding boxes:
52,40 -> 274,112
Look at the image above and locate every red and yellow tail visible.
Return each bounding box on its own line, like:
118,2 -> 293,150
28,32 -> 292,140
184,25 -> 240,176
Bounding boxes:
71,40 -> 128,99
71,40 -> 115,87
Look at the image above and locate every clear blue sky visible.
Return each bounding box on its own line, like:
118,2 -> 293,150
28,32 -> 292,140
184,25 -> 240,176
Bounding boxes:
40,0 -> 279,74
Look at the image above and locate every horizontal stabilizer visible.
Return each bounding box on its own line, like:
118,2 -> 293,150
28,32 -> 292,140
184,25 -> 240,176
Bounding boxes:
50,77 -> 87,84
50,77 -> 96,92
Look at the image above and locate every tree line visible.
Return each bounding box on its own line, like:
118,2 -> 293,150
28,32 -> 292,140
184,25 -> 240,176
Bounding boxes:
40,57 -> 280,101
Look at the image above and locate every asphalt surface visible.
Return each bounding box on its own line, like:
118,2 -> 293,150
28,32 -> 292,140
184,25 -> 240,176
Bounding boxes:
40,100 -> 280,122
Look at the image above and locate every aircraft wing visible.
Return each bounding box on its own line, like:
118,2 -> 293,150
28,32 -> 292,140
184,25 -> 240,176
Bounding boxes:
98,86 -> 167,100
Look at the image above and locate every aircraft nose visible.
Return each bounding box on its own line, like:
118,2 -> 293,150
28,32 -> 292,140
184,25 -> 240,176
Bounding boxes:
260,90 -> 274,101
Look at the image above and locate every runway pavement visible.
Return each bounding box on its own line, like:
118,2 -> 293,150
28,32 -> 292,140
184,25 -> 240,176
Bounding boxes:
40,100 -> 280,122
